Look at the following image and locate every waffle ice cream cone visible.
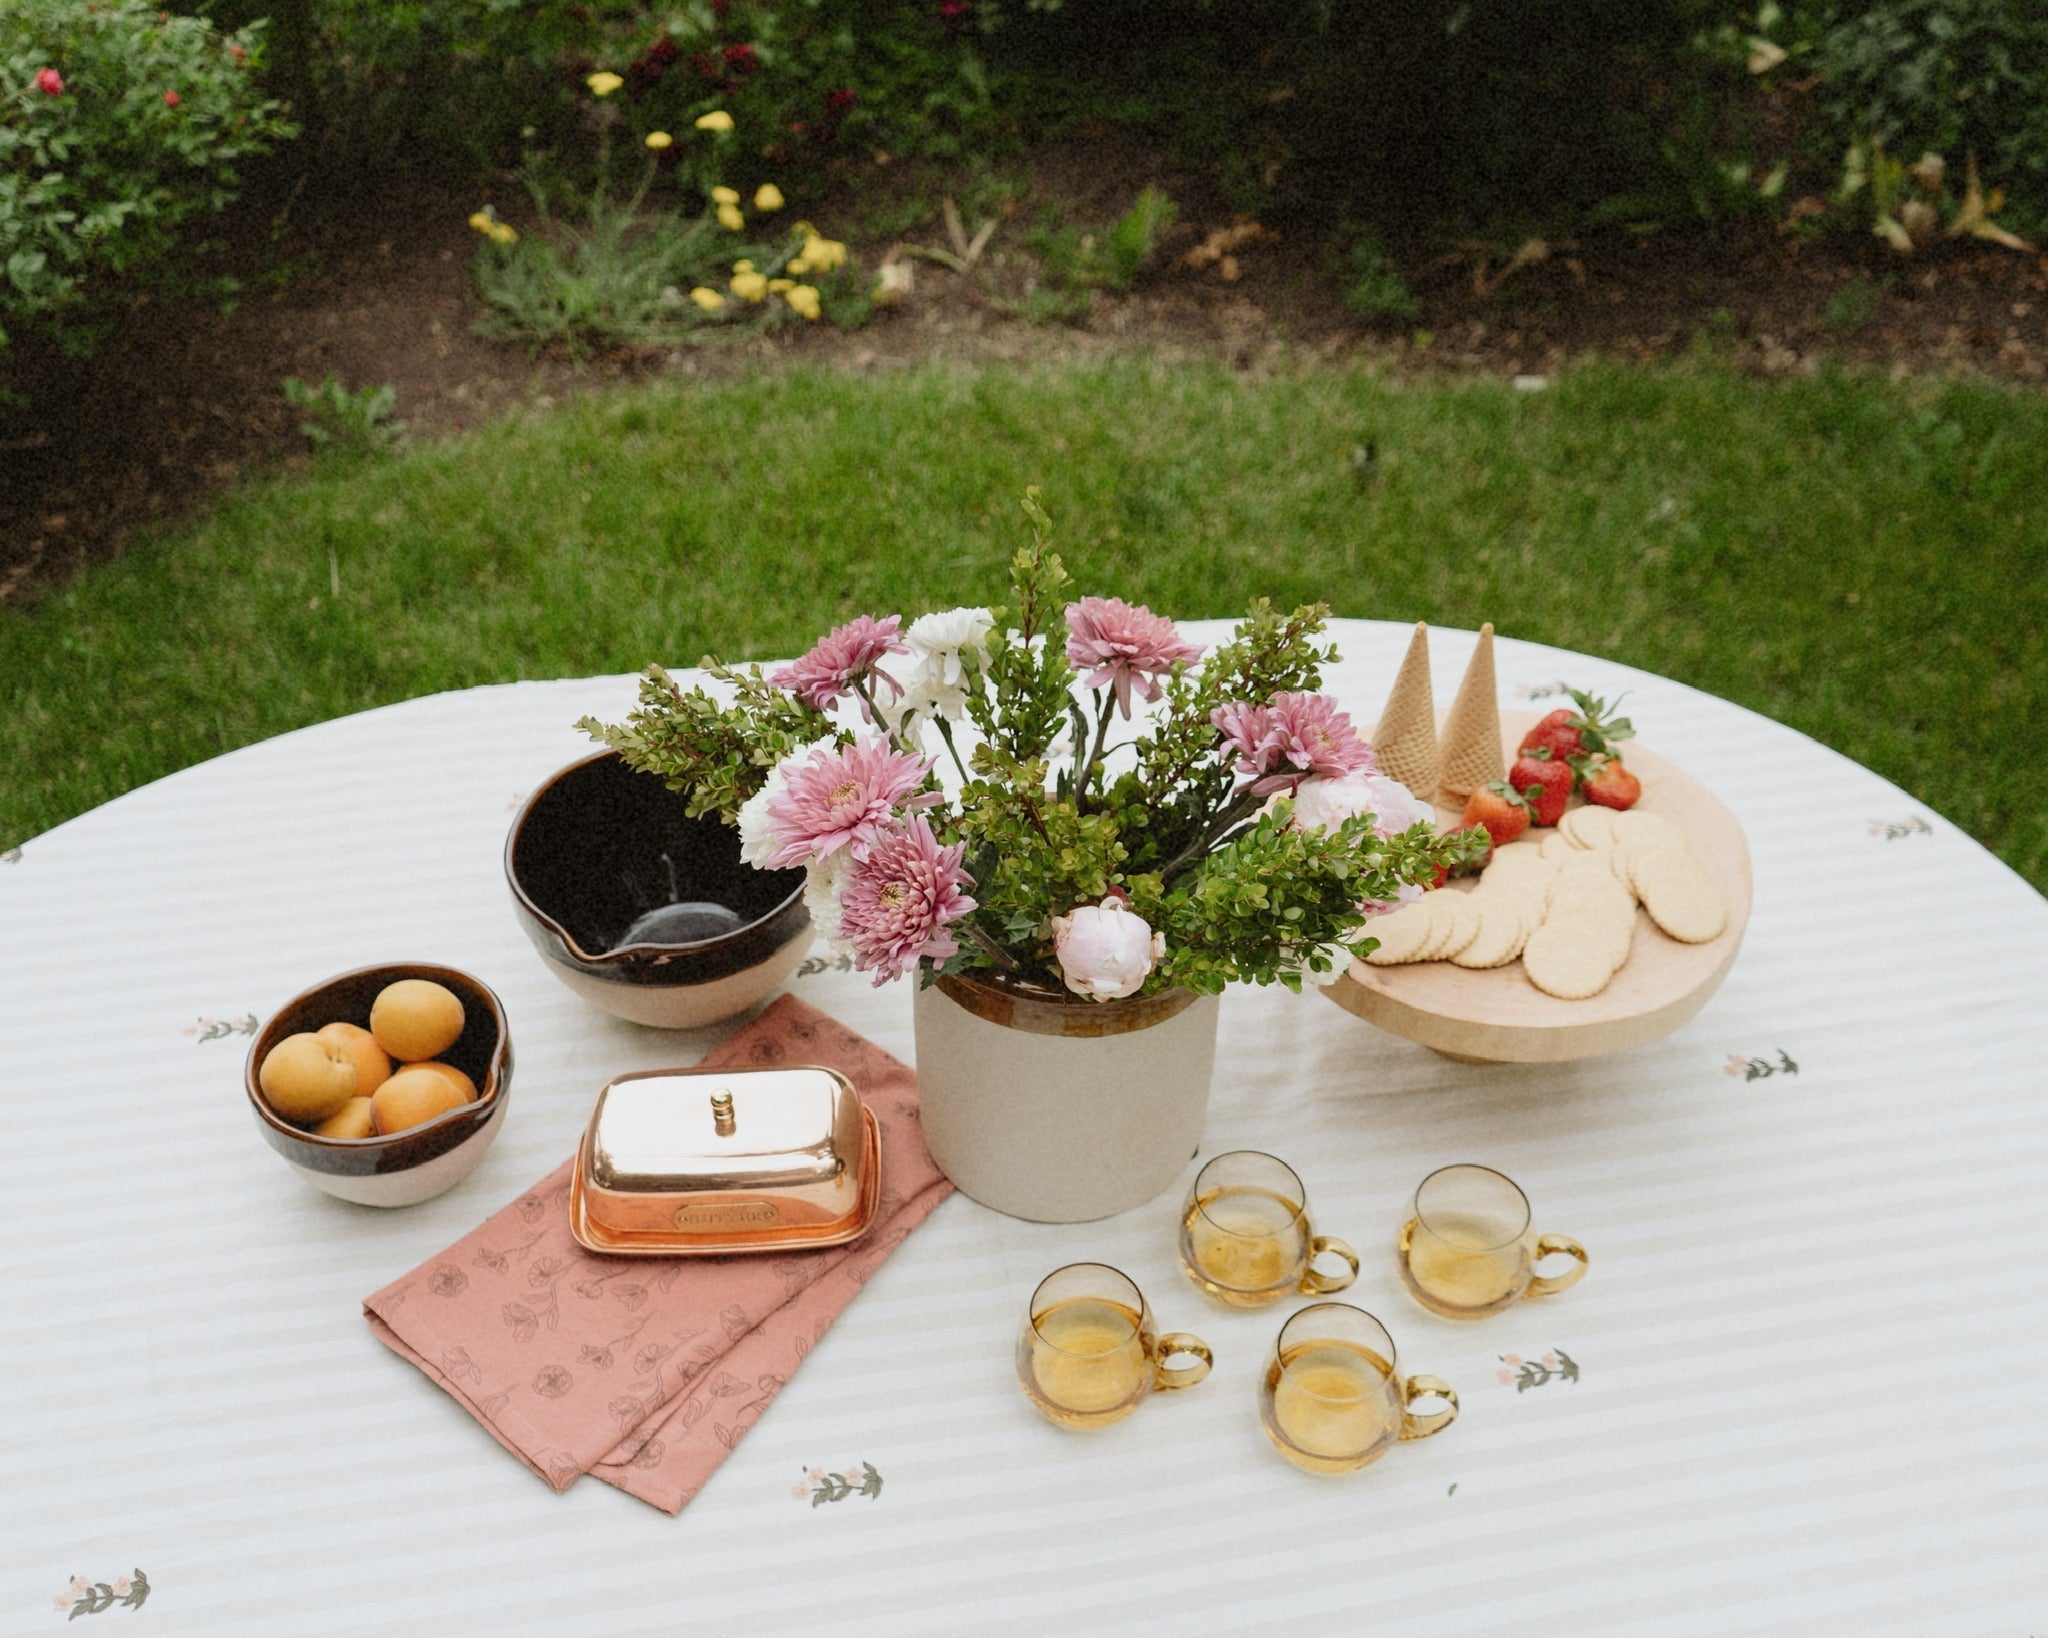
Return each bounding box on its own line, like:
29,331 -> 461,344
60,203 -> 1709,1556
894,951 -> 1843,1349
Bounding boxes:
1371,622 -> 1438,798
1438,623 -> 1505,798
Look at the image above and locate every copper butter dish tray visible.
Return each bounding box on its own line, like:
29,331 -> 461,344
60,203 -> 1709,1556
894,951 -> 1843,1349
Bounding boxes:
569,1064 -> 881,1256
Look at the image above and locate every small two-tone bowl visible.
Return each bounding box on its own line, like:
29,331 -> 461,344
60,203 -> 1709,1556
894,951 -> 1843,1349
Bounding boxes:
505,749 -> 813,1029
245,963 -> 512,1207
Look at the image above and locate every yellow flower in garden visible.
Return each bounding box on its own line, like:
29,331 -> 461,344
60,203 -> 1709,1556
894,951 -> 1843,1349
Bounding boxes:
645,131 -> 674,151
731,270 -> 769,302
490,222 -> 518,246
800,235 -> 848,272
717,202 -> 745,232
695,110 -> 734,132
785,284 -> 823,321
689,287 -> 726,311
711,186 -> 740,206
732,259 -> 756,274
586,71 -> 623,97
786,258 -> 811,276
467,211 -> 493,234
754,183 -> 785,212
768,278 -> 794,292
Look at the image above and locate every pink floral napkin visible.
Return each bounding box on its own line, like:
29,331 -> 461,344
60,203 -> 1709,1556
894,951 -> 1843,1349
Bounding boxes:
363,995 -> 953,1514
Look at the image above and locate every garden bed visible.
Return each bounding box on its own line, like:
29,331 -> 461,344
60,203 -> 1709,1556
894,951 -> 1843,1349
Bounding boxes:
5,138 -> 2046,603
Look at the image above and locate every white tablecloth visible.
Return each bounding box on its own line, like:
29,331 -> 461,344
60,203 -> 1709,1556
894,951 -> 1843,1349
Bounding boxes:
5,620 -> 2044,1634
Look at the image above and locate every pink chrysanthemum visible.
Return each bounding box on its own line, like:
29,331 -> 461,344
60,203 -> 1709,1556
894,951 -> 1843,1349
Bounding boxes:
769,615 -> 909,717
1212,691 -> 1375,795
1063,597 -> 1203,717
837,816 -> 977,984
762,739 -> 937,868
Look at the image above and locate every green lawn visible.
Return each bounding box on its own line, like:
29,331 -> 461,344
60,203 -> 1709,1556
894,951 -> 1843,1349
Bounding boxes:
5,358 -> 2046,890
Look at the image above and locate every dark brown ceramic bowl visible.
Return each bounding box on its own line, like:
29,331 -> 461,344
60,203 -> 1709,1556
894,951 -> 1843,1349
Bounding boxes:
244,963 -> 513,1207
505,749 -> 812,1028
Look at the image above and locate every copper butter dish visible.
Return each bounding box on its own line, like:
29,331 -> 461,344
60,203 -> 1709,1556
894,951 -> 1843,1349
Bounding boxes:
569,1064 -> 881,1256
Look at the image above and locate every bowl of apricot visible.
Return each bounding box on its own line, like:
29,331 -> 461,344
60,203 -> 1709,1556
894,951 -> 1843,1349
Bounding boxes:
245,964 -> 513,1207
505,750 -> 812,1029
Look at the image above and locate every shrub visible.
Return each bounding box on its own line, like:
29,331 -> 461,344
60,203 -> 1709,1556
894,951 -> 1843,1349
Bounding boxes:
0,1 -> 292,379
1809,0 -> 2048,219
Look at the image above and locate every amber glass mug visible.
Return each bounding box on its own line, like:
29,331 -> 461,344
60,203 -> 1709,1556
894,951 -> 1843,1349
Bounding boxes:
1397,1164 -> 1588,1319
1017,1264 -> 1213,1430
1178,1151 -> 1360,1309
1258,1304 -> 1458,1475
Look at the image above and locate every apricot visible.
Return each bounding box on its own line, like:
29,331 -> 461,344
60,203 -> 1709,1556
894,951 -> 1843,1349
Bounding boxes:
369,980 -> 465,1062
402,1059 -> 478,1103
313,1097 -> 376,1140
315,1021 -> 393,1099
371,1066 -> 470,1135
259,1032 -> 358,1124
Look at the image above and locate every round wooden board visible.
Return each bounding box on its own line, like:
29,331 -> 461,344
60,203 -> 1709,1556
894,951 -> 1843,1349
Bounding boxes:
1324,711 -> 1753,1063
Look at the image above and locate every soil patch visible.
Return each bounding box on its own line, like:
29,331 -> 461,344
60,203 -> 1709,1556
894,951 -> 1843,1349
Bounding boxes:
6,141 -> 2045,603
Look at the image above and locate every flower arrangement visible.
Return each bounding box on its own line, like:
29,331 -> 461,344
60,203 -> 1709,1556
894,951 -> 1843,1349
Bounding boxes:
579,492 -> 1471,1002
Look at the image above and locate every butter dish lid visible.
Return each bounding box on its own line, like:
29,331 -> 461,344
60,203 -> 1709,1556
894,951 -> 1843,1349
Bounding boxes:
570,1064 -> 881,1256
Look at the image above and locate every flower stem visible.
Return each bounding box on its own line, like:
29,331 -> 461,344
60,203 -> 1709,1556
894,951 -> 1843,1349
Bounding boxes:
933,715 -> 973,784
1160,789 -> 1263,885
964,919 -> 1022,971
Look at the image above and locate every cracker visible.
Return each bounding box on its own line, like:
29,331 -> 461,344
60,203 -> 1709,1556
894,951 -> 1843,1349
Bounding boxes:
1610,809 -> 1686,855
1436,890 -> 1486,961
1635,858 -> 1727,944
1452,895 -> 1530,969
1361,900 -> 1434,965
1538,830 -> 1578,861
1414,891 -> 1460,961
1560,804 -> 1620,851
1522,921 -> 1618,1000
1489,839 -> 1550,872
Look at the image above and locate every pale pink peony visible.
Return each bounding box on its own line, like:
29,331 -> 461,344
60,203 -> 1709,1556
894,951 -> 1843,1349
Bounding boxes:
762,740 -> 937,868
1213,692 -> 1374,795
1051,896 -> 1165,1001
1289,770 -> 1432,838
1063,597 -> 1203,717
837,816 -> 977,984
769,615 -> 909,717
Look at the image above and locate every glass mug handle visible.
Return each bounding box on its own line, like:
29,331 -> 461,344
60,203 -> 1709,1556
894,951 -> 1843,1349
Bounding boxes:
1299,1235 -> 1360,1295
1527,1234 -> 1589,1297
1151,1333 -> 1213,1392
1398,1374 -> 1459,1441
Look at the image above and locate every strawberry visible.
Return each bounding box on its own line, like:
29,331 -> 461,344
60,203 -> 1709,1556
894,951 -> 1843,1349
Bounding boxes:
1517,708 -> 1581,761
1428,822 -> 1492,886
1521,692 -> 1635,772
1510,750 -> 1572,827
1461,781 -> 1531,850
1581,756 -> 1642,811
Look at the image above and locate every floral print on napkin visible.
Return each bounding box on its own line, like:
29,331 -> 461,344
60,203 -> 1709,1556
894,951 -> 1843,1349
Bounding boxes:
363,995 -> 952,1515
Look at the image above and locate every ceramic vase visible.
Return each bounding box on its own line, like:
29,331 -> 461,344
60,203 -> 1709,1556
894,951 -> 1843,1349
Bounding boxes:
912,972 -> 1221,1223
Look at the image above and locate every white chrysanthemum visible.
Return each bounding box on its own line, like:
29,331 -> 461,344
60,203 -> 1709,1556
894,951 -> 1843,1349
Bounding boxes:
897,606 -> 994,721
803,850 -> 857,957
737,737 -> 839,868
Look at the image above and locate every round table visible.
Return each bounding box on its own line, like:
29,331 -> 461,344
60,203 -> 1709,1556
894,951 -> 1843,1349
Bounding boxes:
6,621 -> 2044,1634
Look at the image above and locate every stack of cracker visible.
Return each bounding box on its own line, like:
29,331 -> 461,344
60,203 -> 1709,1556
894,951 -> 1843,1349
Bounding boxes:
1361,805 -> 1727,999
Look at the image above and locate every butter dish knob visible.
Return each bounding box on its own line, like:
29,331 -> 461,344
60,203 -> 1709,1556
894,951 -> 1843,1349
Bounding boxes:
711,1091 -> 736,1136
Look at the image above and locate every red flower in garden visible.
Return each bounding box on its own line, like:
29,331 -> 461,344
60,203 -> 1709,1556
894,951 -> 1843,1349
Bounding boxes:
938,0 -> 972,20
710,0 -> 729,18
722,43 -> 760,75
826,87 -> 857,116
36,67 -> 64,96
228,43 -> 246,62
690,51 -> 720,80
648,36 -> 679,66
163,90 -> 180,107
